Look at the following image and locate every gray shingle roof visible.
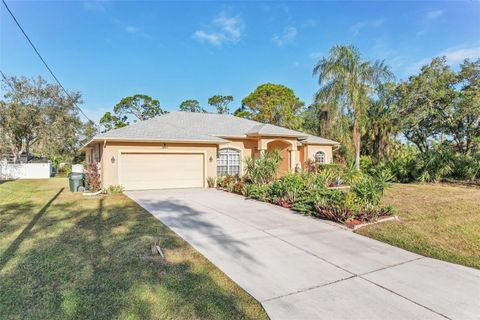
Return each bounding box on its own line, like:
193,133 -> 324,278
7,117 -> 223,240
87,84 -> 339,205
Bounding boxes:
299,135 -> 340,145
246,123 -> 307,137
92,112 -> 339,145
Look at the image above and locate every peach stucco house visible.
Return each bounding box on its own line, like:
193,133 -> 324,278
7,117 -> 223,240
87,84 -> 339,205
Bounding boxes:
82,112 -> 339,190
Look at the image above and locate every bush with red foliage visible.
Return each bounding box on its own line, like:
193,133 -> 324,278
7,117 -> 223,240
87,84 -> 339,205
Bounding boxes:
85,163 -> 101,192
314,204 -> 352,223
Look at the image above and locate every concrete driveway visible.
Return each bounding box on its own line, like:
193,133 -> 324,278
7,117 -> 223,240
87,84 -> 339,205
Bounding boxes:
127,188 -> 480,320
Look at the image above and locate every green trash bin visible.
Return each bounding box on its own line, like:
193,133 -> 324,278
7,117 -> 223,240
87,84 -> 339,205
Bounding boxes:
68,172 -> 84,192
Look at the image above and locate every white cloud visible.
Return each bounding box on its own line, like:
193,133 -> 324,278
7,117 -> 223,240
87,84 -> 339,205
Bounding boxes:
193,31 -> 223,46
309,51 -> 323,60
214,15 -> 242,40
441,46 -> 480,63
350,18 -> 384,36
193,12 -> 244,46
302,19 -> 316,28
125,25 -> 139,34
417,9 -> 444,36
407,45 -> 480,75
111,19 -> 151,39
272,26 -> 297,47
83,0 -> 110,12
425,9 -> 444,21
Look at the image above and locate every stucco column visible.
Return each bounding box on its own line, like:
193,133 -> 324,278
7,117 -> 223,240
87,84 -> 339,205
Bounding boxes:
257,138 -> 267,156
289,149 -> 296,171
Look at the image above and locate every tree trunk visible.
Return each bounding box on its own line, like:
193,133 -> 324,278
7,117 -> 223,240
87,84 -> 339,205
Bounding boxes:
353,121 -> 361,170
373,132 -> 380,164
25,141 -> 30,163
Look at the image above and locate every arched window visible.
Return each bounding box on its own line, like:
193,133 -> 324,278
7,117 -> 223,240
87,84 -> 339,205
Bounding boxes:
217,148 -> 241,176
315,151 -> 326,164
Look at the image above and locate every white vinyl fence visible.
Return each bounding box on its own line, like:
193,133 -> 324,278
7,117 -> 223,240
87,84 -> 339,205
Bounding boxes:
0,163 -> 52,180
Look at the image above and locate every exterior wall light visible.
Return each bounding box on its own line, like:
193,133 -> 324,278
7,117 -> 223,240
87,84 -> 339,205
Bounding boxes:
209,156 -> 213,162
111,156 -> 115,164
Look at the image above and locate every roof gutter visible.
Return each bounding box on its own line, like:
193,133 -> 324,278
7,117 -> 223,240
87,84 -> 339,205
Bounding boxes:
246,133 -> 308,138
80,137 -> 228,149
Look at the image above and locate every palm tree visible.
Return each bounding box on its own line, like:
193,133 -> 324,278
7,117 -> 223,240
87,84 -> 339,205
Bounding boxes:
313,45 -> 393,169
365,83 -> 400,163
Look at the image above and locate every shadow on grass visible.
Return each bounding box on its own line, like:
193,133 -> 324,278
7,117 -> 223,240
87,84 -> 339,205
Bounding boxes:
0,194 -> 263,320
0,188 -> 64,270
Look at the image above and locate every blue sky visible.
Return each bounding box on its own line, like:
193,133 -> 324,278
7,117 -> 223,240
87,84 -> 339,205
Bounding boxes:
1,0 -> 479,122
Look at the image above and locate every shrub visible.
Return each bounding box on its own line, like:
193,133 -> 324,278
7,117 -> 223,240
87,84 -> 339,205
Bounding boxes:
451,153 -> 480,181
355,205 -> 394,222
57,163 -> 72,176
371,169 -> 394,196
105,185 -> 124,194
85,163 -> 101,192
313,169 -> 337,188
291,188 -> 342,214
387,151 -> 419,183
244,150 -> 282,184
244,184 -> 271,202
269,173 -> 306,203
217,175 -> 239,189
314,204 -> 352,223
416,149 -> 454,183
232,180 -> 246,195
216,176 -> 226,188
291,198 -> 315,214
350,175 -> 384,208
385,146 -> 480,183
207,177 -> 216,188
342,161 -> 364,185
303,159 -> 319,173
221,164 -> 393,225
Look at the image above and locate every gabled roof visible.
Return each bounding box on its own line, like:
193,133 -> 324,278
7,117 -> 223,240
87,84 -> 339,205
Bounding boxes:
299,135 -> 340,145
246,123 -> 306,137
87,112 -> 339,146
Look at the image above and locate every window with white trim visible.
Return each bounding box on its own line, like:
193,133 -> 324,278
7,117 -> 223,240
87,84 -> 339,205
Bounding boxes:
217,148 -> 240,176
315,151 -> 326,164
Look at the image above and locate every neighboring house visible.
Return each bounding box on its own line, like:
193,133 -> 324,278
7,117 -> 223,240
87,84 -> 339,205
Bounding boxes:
81,112 -> 339,190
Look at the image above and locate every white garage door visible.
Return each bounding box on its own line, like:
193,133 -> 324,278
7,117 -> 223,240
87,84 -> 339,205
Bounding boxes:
119,153 -> 204,190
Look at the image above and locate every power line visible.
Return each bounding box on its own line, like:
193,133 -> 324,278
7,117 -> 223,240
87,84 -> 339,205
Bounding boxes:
1,0 -> 94,123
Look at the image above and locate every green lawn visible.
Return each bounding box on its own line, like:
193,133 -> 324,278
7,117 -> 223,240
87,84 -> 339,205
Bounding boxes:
0,179 -> 267,320
357,183 -> 480,269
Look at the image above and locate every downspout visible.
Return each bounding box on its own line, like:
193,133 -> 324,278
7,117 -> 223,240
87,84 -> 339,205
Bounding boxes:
101,140 -> 106,189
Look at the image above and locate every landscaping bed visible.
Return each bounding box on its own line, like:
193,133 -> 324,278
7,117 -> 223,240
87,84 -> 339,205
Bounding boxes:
213,152 -> 394,228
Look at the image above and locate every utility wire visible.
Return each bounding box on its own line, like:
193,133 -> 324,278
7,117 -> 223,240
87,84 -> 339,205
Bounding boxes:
1,0 -> 94,123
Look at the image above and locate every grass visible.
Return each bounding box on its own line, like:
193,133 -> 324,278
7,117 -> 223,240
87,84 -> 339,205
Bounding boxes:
0,179 -> 267,320
357,183 -> 480,269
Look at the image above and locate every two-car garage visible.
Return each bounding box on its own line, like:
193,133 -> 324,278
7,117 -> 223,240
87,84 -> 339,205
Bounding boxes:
118,152 -> 205,190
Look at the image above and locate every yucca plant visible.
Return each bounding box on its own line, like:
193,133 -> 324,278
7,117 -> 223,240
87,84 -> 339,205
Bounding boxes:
244,150 -> 282,185
372,169 -> 394,196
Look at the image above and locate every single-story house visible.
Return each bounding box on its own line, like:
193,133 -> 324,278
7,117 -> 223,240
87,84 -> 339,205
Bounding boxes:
81,112 -> 339,190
